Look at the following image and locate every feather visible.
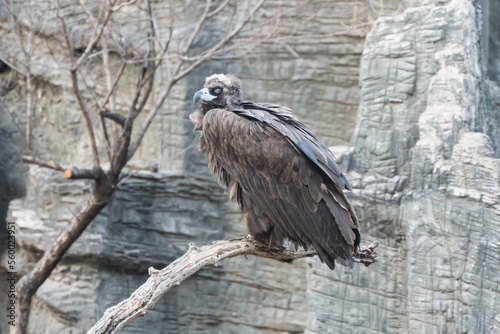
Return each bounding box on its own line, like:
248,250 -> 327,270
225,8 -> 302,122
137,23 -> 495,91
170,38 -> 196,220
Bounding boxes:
301,185 -> 318,212
279,161 -> 294,183
323,194 -> 356,247
191,73 -> 360,270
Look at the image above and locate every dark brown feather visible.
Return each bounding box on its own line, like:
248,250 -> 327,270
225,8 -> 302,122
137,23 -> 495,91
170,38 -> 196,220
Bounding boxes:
192,74 -> 360,270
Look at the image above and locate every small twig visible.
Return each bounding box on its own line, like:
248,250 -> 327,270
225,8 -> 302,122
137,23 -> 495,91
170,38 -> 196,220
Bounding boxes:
126,0 -> 264,161
89,238 -> 378,334
125,163 -> 158,173
173,0 -> 265,82
69,68 -> 101,168
97,61 -> 127,115
0,54 -> 26,76
72,0 -> 115,70
111,0 -> 137,12
25,68 -> 32,152
206,0 -> 230,18
100,34 -> 116,150
180,0 -> 212,55
99,111 -> 113,161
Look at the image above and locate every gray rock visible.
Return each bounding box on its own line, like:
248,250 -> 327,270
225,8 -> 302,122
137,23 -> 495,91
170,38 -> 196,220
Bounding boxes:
307,1 -> 500,333
1,0 -> 500,333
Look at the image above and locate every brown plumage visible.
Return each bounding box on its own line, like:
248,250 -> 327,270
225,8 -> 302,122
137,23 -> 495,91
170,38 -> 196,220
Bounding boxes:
191,73 -> 360,269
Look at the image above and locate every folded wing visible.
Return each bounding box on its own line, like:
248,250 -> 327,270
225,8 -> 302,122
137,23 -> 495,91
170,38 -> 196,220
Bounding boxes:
201,104 -> 360,269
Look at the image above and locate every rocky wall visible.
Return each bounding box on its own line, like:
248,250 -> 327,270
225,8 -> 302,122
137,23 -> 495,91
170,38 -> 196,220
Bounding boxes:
2,0 -> 500,333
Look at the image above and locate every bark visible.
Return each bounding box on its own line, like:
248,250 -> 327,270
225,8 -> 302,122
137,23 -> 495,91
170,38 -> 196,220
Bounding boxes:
88,239 -> 378,334
14,177 -> 111,334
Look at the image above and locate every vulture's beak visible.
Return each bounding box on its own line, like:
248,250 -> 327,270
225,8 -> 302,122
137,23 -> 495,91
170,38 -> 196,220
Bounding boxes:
193,88 -> 216,105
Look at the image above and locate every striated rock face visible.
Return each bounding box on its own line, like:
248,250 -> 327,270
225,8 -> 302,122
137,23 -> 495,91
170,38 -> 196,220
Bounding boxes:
306,1 -> 500,333
1,0 -> 500,333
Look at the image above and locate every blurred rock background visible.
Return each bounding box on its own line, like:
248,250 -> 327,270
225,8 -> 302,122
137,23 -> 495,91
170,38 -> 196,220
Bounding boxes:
1,0 -> 499,333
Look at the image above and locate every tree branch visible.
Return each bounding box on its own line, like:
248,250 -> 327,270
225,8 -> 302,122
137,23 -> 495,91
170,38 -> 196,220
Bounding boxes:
0,54 -> 26,76
72,0 -> 115,70
100,109 -> 126,127
22,155 -> 102,180
63,168 -> 102,180
89,238 -> 378,334
56,2 -> 102,169
15,187 -> 109,334
22,155 -> 70,172
173,0 -> 266,82
126,0 -> 264,161
25,38 -> 33,153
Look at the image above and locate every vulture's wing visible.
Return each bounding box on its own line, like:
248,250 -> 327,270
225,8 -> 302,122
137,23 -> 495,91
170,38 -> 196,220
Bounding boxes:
237,102 -> 352,190
202,104 -> 359,269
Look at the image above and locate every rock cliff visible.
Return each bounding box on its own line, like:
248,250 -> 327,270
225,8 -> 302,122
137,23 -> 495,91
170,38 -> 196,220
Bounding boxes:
1,0 -> 499,333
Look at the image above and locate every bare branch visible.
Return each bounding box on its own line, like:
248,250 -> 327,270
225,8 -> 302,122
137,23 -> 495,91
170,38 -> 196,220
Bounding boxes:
173,0 -> 266,82
55,1 -> 74,64
69,68 -> 101,168
206,0 -> 230,18
24,27 -> 35,153
127,37 -> 154,123
100,42 -> 116,150
181,0 -> 212,55
100,109 -> 126,127
0,54 -> 26,76
125,163 -> 158,173
99,111 -> 113,162
98,47 -> 127,156
15,188 -> 108,334
22,155 -> 71,172
63,168 -> 102,180
124,79 -> 172,160
111,0 -> 137,12
25,60 -> 33,153
126,0 -> 265,161
56,3 -> 101,169
2,1 -> 35,152
22,155 -> 101,180
72,0 -> 115,70
97,61 -> 127,114
89,238 -> 378,334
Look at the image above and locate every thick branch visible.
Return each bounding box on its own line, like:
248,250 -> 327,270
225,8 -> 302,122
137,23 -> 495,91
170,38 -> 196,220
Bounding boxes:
100,109 -> 126,127
64,168 -> 102,180
15,187 -> 111,334
89,238 -> 378,334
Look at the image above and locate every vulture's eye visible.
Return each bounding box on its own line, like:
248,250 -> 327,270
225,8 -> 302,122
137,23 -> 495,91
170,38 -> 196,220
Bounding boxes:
212,87 -> 223,95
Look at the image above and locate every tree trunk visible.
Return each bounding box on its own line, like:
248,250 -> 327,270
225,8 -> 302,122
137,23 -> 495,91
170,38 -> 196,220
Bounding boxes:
13,177 -> 111,334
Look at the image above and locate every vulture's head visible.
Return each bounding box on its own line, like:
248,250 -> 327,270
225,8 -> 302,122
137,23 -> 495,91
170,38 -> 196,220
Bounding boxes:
193,73 -> 242,110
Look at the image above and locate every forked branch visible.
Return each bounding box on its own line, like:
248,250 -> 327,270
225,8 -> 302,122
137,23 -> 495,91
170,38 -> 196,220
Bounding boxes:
89,238 -> 378,334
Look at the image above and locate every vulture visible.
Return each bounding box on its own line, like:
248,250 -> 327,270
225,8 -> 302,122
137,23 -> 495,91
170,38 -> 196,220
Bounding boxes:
191,73 -> 360,269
